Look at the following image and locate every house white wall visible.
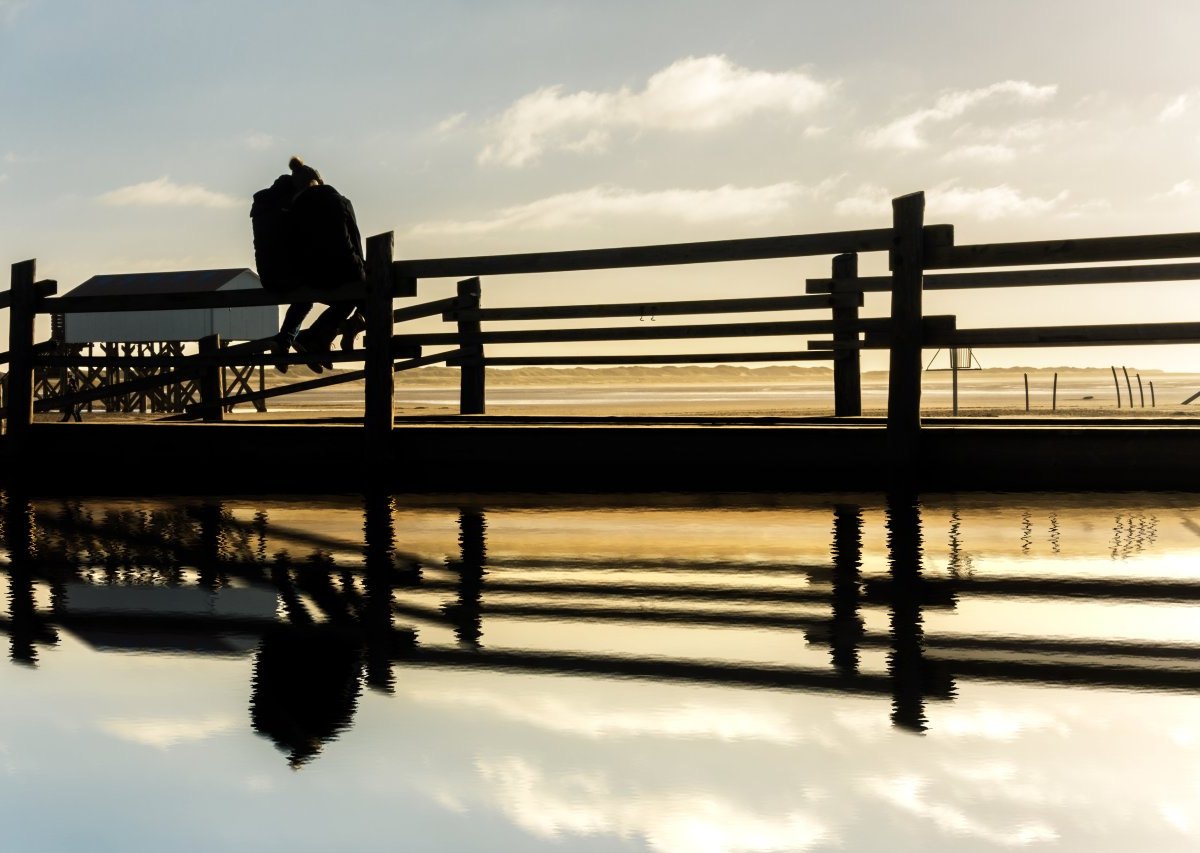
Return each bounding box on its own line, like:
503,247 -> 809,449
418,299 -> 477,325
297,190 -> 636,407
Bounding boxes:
63,270 -> 279,343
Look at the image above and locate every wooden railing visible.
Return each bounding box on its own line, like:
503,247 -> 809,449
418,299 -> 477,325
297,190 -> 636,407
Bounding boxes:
7,189 -> 1200,480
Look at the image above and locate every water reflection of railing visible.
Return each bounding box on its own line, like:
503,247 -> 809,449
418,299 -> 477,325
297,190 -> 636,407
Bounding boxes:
3,492 -> 1200,763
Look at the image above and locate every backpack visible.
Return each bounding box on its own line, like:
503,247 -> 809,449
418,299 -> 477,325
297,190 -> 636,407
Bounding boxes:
249,175 -> 299,293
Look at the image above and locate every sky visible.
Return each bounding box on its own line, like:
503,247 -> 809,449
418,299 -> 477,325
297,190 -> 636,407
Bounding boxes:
2,0 -> 1200,370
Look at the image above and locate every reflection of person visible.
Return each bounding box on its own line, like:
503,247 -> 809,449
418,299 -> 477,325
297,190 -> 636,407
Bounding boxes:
250,157 -> 367,374
250,625 -> 364,768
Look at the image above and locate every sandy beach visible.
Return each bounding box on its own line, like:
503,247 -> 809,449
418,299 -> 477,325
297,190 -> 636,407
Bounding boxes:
42,366 -> 1200,422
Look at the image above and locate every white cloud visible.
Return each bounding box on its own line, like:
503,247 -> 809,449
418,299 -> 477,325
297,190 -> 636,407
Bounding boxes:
942,144 -> 1018,163
866,775 -> 1058,847
435,112 -> 467,134
479,55 -> 832,167
0,173 -> 8,185
1153,179 -> 1197,200
479,756 -> 831,853
1159,94 -> 1190,122
835,182 -> 1069,221
243,132 -> 274,150
411,180 -> 834,236
402,684 -> 806,744
860,80 -> 1057,151
97,176 -> 243,209
98,715 -> 238,749
0,0 -> 31,25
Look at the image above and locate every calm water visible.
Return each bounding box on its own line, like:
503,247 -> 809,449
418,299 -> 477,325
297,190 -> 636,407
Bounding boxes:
2,492 -> 1199,852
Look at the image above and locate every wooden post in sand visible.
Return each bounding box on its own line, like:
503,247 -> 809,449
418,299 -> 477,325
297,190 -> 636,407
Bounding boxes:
6,260 -> 39,445
831,253 -> 862,416
364,232 -> 397,458
198,334 -> 223,422
456,277 -> 485,415
887,192 -> 925,481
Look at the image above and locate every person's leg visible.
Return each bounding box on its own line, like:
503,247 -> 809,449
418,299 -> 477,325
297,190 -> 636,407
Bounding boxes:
271,301 -> 313,374
293,302 -> 353,373
278,301 -> 313,342
339,303 -> 368,351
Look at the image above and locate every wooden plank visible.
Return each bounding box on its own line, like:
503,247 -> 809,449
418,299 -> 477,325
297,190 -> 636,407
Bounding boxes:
887,192 -> 925,479
390,316 -> 921,347
394,229 -> 896,279
393,296 -> 457,324
197,334 -> 223,423
807,261 -> 1200,293
923,321 -> 1200,348
0,279 -> 57,311
482,351 -> 836,366
456,277 -> 485,415
451,294 -> 847,322
364,233 -> 397,450
925,231 -> 1200,270
831,253 -> 862,417
0,341 -> 59,366
6,261 -> 39,440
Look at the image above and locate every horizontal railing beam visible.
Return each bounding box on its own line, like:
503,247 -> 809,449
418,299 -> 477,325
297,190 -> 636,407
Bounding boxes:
481,351 -> 837,366
394,229 -> 898,279
0,279 -> 57,310
0,340 -> 59,366
393,315 -> 955,347
864,320 -> 1200,349
393,297 -> 458,324
448,293 -> 858,322
923,231 -> 1200,270
807,261 -> 1200,293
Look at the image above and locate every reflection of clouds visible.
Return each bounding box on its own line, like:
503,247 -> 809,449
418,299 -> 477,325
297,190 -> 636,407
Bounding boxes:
97,715 -> 238,749
933,706 -> 1070,741
402,685 -> 816,745
1158,802 -> 1193,834
478,756 -> 830,853
866,775 -> 1058,847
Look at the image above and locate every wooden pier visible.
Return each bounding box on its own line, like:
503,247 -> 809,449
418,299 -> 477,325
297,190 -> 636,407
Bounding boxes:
7,189 -> 1200,493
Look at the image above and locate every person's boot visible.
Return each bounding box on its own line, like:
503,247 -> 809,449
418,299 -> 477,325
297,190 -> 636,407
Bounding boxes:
270,332 -> 292,375
292,329 -> 331,374
339,310 -> 368,352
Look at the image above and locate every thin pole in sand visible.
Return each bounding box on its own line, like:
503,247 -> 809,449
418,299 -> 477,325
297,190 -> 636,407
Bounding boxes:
1136,373 -> 1145,408
1150,381 -> 1156,407
1111,366 -> 1122,409
1024,373 -> 1029,412
1122,367 -> 1134,410
1053,372 -> 1058,412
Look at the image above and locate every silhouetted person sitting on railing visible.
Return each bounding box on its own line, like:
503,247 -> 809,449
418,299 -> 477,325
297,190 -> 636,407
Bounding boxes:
251,157 -> 367,374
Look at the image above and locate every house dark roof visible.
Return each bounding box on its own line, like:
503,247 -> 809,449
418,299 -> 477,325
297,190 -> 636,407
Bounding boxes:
68,268 -> 259,297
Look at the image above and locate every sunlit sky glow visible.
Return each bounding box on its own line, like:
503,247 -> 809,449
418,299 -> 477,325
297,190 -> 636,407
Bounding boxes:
3,0 -> 1200,369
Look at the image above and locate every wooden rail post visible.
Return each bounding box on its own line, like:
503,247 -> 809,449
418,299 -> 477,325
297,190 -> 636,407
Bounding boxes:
198,334 -> 223,422
457,277 -> 485,414
7,260 -> 38,444
887,193 -> 925,481
831,253 -> 862,416
365,232 -> 397,459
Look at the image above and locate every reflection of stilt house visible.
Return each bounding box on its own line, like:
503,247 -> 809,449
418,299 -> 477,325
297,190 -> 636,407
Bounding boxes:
37,269 -> 278,414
